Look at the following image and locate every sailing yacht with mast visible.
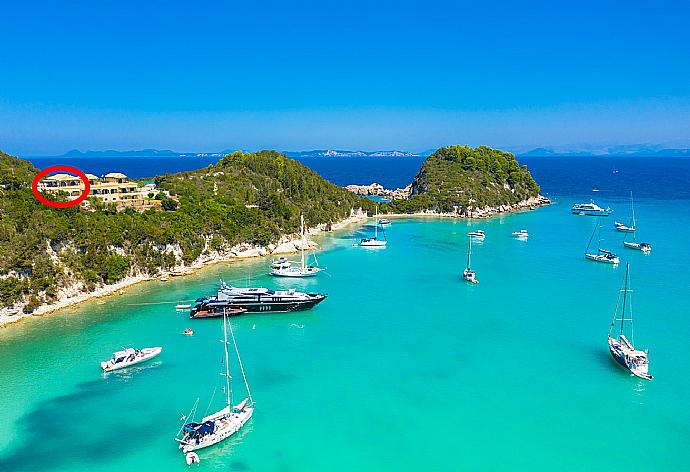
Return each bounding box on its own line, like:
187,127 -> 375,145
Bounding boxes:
359,219 -> 387,247
584,216 -> 620,264
176,310 -> 255,453
619,192 -> 652,253
271,215 -> 323,277
607,263 -> 652,380
462,236 -> 478,284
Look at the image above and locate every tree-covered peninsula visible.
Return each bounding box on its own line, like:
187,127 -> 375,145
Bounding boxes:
389,145 -> 542,214
0,150 -> 375,314
0,145 -> 544,317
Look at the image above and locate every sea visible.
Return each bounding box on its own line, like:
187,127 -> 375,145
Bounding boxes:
2,155 -> 690,471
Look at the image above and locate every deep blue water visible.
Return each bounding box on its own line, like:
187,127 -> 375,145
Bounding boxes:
27,155 -> 690,200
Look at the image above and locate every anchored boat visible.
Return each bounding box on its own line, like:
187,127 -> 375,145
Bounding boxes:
100,347 -> 162,372
467,229 -> 485,240
607,263 -> 652,380
462,236 -> 479,284
511,229 -> 529,239
176,309 -> 255,453
571,201 -> 612,216
619,192 -> 652,253
359,219 -> 387,247
584,216 -> 619,264
191,281 -> 326,317
271,215 -> 323,277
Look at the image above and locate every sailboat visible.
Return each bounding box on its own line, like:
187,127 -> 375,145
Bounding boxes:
584,216 -> 620,264
615,191 -> 636,232
619,192 -> 652,253
359,218 -> 387,247
462,236 -> 478,284
175,310 -> 255,453
271,215 -> 323,277
607,263 -> 652,380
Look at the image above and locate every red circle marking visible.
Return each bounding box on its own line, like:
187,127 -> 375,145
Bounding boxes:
31,165 -> 91,209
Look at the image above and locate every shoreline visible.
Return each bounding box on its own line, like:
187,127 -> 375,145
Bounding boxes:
0,210 -> 368,329
0,196 -> 548,328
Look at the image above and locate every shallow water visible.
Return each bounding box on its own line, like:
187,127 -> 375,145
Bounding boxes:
2,159 -> 690,471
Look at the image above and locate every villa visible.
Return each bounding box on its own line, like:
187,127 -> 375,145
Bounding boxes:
37,172 -> 170,210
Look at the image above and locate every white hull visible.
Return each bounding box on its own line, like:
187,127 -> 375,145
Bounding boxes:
181,406 -> 254,453
623,241 -> 651,253
101,347 -> 162,372
270,267 -> 322,277
359,240 -> 387,247
585,253 -> 619,264
608,336 -> 652,380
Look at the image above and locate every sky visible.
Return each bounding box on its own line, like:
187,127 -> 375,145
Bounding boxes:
1,0 -> 689,155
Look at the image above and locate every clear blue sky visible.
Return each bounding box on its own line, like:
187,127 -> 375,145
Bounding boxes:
1,0 -> 689,155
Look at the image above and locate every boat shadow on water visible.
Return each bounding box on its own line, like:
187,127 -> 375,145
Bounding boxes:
0,376 -> 167,472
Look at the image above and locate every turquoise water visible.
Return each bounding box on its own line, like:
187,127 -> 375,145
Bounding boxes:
2,194 -> 690,470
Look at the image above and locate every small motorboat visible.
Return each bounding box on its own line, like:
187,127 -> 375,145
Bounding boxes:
184,328 -> 194,336
185,452 -> 200,465
511,229 -> 529,238
100,347 -> 162,372
467,230 -> 485,239
176,304 -> 192,310
378,218 -> 391,226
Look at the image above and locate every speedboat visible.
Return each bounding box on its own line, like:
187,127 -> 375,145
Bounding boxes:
100,347 -> 162,372
378,218 -> 391,226
467,230 -> 485,239
511,229 -> 529,238
191,281 -> 326,317
571,202 -> 612,216
624,241 -> 652,253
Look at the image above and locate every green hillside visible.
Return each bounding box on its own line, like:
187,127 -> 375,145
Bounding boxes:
0,150 -> 374,312
390,145 -> 540,213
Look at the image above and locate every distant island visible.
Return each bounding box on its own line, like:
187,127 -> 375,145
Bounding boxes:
29,143 -> 690,159
0,145 -> 544,322
283,150 -> 423,158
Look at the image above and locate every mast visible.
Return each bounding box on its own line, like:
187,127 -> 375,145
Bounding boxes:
466,236 -> 472,269
585,217 -> 598,252
222,309 -> 232,408
228,318 -> 253,405
300,214 -> 306,271
620,263 -> 629,337
630,191 -> 637,242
